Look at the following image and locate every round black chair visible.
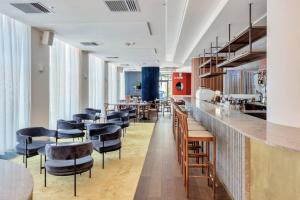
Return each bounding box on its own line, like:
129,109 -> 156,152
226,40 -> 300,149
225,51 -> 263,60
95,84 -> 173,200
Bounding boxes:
57,119 -> 85,141
89,125 -> 122,169
120,107 -> 137,123
85,108 -> 101,122
44,141 -> 94,196
107,111 -> 130,137
16,127 -> 57,169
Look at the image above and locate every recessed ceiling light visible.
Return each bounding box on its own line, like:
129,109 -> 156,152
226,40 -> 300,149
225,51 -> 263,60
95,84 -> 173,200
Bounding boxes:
106,56 -> 119,59
80,42 -> 99,46
125,42 -> 135,47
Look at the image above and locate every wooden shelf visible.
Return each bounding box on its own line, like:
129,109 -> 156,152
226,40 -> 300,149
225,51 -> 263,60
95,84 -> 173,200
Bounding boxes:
198,57 -> 226,68
217,50 -> 266,68
199,71 -> 226,78
218,26 -> 267,53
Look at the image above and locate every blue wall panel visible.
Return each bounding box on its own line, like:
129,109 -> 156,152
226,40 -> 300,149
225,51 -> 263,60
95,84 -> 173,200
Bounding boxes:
141,67 -> 160,101
125,71 -> 141,96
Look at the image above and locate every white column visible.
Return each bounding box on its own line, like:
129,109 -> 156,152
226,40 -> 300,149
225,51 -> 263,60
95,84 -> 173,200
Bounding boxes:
267,0 -> 300,127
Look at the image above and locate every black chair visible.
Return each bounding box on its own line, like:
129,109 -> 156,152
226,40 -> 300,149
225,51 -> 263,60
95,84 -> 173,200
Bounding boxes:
89,125 -> 122,169
88,123 -> 115,140
44,142 -> 94,196
85,108 -> 101,122
16,127 -> 57,168
121,107 -> 137,123
107,111 -> 130,137
57,120 -> 85,142
73,114 -> 97,130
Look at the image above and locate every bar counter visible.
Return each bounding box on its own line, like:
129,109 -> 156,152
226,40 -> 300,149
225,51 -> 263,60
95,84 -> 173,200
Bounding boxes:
177,96 -> 300,200
183,97 -> 300,152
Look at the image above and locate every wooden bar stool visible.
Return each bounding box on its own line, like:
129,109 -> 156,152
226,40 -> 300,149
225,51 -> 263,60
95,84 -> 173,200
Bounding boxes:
178,107 -> 217,199
173,104 -> 207,168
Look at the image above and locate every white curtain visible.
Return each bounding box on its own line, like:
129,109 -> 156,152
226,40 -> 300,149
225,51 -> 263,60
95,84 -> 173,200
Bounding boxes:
88,54 -> 105,111
49,38 -> 80,128
0,14 -> 31,154
108,63 -> 118,104
119,71 -> 125,100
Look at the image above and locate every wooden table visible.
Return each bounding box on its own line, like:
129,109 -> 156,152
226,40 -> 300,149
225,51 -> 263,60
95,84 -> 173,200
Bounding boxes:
0,159 -> 33,200
108,102 -> 150,120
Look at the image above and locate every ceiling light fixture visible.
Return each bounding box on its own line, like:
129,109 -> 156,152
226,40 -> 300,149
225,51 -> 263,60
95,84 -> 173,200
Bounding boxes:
125,42 -> 136,46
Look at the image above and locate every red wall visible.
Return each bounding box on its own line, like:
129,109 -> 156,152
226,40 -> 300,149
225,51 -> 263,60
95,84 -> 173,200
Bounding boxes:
172,72 -> 191,95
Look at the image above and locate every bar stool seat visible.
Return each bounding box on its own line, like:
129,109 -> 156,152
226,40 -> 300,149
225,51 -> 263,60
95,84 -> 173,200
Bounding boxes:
188,130 -> 213,139
188,124 -> 207,131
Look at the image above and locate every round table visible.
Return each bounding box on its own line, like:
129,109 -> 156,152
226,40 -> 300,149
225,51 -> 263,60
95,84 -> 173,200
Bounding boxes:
0,159 -> 33,200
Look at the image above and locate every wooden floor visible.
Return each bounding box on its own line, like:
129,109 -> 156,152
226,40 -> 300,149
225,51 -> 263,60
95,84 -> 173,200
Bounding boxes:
134,114 -> 231,200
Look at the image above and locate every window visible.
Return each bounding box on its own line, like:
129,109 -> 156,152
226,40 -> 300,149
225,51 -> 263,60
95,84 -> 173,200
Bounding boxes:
49,38 -> 80,128
0,13 -> 31,154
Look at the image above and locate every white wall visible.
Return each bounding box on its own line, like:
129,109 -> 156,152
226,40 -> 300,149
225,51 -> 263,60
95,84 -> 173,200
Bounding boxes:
267,0 -> 300,127
31,28 -> 50,127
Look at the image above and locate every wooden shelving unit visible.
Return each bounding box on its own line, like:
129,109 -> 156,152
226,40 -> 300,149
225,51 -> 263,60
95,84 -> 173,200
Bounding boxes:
216,4 -> 267,69
199,57 -> 226,68
200,71 -> 226,78
217,26 -> 267,53
217,50 -> 266,68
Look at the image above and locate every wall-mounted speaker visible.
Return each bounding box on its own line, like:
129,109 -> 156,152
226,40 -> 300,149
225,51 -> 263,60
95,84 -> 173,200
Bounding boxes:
42,31 -> 54,46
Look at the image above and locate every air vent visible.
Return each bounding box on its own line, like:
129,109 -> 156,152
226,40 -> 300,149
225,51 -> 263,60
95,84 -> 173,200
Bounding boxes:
80,42 -> 98,46
103,0 -> 140,12
11,2 -> 51,13
106,56 -> 119,59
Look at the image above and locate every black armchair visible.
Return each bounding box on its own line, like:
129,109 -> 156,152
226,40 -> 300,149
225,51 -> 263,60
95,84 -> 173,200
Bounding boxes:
89,125 -> 122,169
107,111 -> 130,137
56,120 -> 85,141
73,113 -> 97,128
45,142 -> 94,196
85,108 -> 101,122
16,127 -> 57,168
120,107 -> 137,123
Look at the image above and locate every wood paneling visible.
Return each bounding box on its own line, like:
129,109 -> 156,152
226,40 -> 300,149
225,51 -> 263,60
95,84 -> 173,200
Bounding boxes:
191,57 -> 223,94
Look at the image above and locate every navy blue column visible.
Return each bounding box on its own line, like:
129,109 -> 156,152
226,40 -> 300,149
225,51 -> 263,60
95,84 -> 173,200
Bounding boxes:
141,67 -> 160,101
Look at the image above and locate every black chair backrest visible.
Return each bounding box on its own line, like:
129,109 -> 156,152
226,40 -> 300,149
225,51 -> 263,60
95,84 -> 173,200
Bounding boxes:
100,127 -> 122,142
89,123 -> 115,130
45,142 -> 93,160
73,114 -> 95,123
17,127 -> 57,144
106,112 -> 122,120
57,120 -> 84,130
89,125 -> 121,137
85,108 -> 101,115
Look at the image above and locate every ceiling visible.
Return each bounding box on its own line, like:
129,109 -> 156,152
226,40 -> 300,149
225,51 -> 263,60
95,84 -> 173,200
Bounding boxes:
0,0 -> 267,68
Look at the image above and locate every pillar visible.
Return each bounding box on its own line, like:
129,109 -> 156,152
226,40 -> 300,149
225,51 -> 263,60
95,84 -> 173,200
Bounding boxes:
141,67 -> 160,101
267,0 -> 300,127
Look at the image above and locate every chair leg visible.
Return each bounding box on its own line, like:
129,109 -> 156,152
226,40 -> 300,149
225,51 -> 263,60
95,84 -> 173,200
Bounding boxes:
89,169 -> 91,178
44,166 -> 47,187
119,149 -> 121,160
74,173 -> 76,196
25,155 -> 27,168
40,154 -> 42,174
22,155 -> 25,163
102,152 -> 105,169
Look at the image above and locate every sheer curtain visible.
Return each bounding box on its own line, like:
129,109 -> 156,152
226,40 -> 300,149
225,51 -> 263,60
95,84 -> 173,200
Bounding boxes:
108,63 -> 118,104
88,54 -> 105,111
49,38 -> 80,128
0,14 -> 31,154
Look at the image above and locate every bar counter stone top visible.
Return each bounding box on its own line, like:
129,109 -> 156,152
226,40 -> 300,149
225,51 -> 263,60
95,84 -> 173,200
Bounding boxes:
181,97 -> 300,152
